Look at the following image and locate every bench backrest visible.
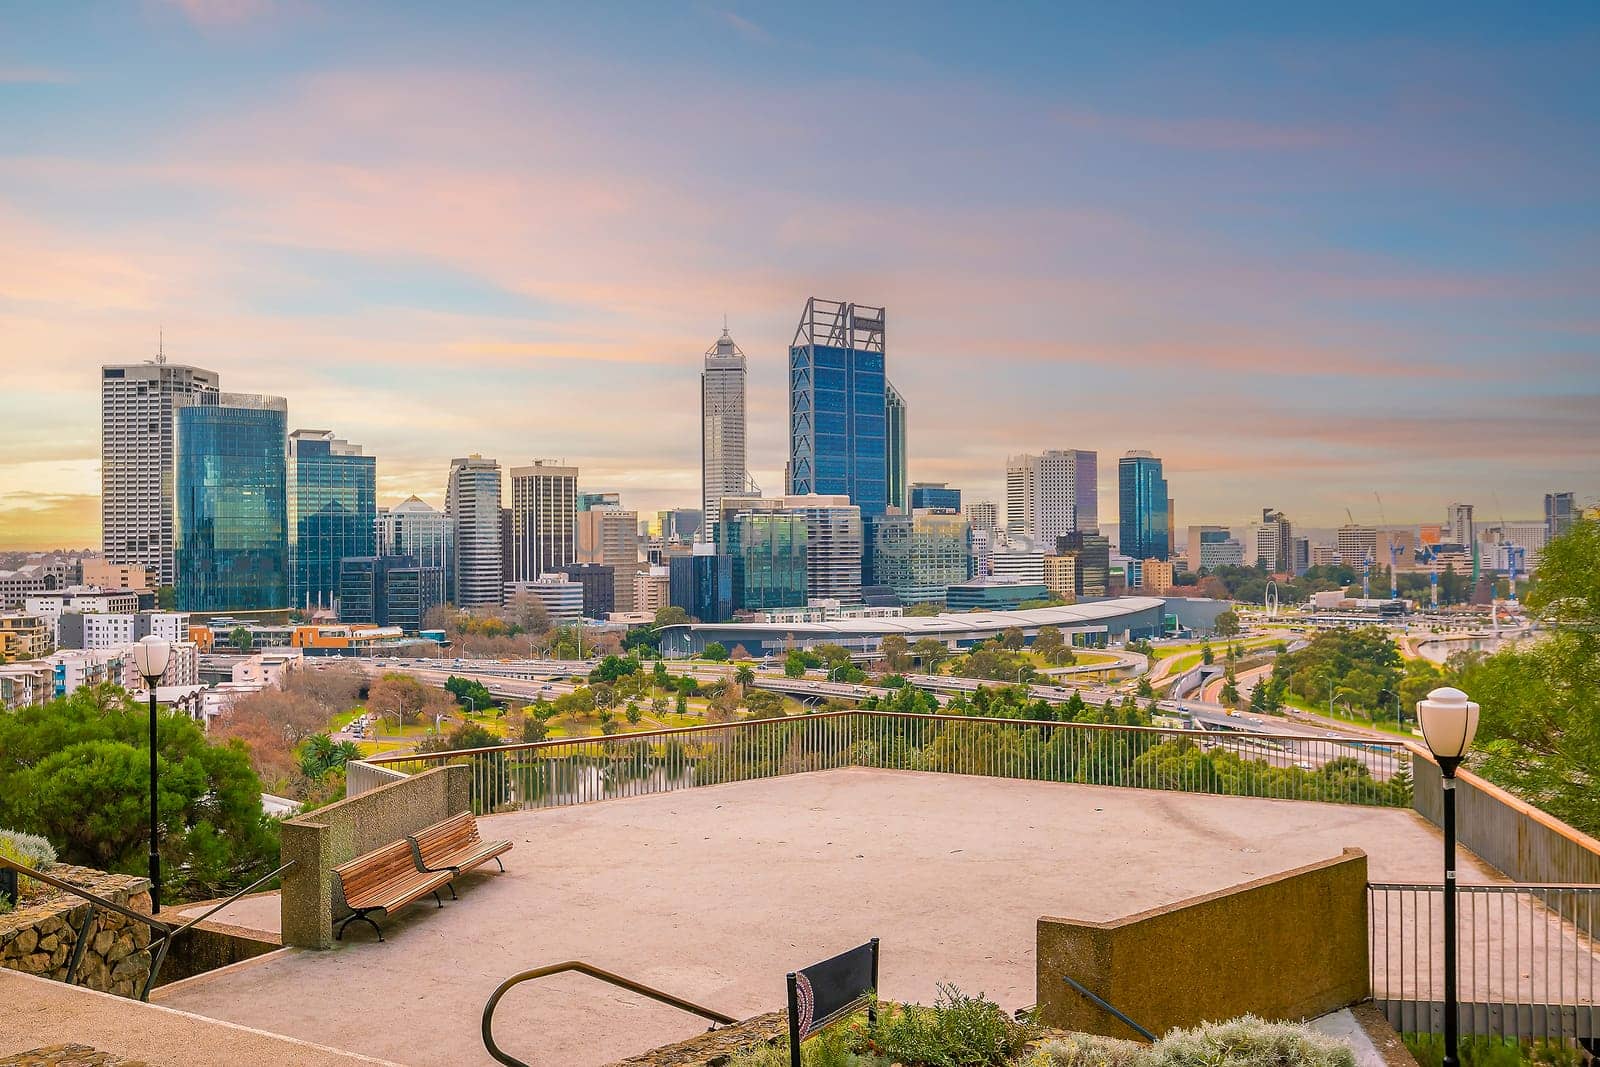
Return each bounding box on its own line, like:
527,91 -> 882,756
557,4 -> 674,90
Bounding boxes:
412,811 -> 481,865
333,838 -> 420,900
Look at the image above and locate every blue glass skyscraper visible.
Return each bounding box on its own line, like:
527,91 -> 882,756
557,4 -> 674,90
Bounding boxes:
288,430 -> 376,611
788,298 -> 896,517
174,393 -> 289,611
1118,451 -> 1170,561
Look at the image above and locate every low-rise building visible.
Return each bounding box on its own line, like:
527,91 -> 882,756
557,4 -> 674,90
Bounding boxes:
58,611 -> 190,650
1042,555 -> 1077,602
1139,558 -> 1175,594
758,601 -> 904,625
0,614 -> 52,659
945,579 -> 1051,612
505,577 -> 585,625
0,661 -> 52,710
81,560 -> 152,590
25,588 -> 142,640
633,566 -> 671,616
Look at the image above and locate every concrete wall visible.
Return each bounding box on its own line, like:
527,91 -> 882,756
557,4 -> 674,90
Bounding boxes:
150,919 -> 279,986
1036,849 -> 1369,1038
280,765 -> 470,949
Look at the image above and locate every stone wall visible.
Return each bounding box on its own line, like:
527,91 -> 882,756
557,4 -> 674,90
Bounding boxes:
0,867 -> 153,999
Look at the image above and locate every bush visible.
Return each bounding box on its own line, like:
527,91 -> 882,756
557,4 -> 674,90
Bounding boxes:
0,827 -> 59,898
1033,1016 -> 1354,1067
872,985 -> 1034,1066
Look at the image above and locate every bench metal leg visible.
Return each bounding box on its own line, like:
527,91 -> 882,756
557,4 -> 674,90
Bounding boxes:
445,882 -> 458,900
494,856 -> 505,873
336,912 -> 384,943
432,890 -> 444,908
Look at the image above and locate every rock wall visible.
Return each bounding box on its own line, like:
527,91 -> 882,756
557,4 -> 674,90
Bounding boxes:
0,866 -> 153,999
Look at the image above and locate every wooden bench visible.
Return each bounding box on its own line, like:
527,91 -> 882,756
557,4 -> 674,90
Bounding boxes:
331,839 -> 455,942
408,812 -> 512,881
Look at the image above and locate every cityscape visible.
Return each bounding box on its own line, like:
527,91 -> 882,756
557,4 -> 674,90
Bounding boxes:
1,6 -> 1598,1067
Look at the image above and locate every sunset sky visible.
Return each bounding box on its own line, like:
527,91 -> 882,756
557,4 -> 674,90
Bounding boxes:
2,2 -> 1597,549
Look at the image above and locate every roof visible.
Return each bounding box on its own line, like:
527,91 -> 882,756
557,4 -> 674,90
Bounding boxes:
663,595 -> 1168,639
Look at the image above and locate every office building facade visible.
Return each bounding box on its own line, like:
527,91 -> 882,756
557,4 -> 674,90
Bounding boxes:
338,555 -> 443,633
101,359 -> 221,587
701,326 -> 750,542
668,545 -> 734,624
445,455 -> 503,608
576,507 -> 643,613
1545,492 -> 1576,540
788,298 -> 892,516
1117,451 -> 1169,561
1254,509 -> 1293,573
720,510 -> 808,613
1006,449 -> 1097,548
174,392 -> 289,612
910,483 -> 961,512
509,461 -> 577,581
885,382 -> 908,513
558,562 -> 617,618
1335,525 -> 1378,568
287,430 -> 375,611
865,510 -> 970,606
1057,531 -> 1110,597
1042,554 -> 1077,602
376,496 -> 454,601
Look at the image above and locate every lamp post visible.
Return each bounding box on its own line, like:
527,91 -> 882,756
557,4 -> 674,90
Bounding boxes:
131,635 -> 172,915
1416,686 -> 1480,1067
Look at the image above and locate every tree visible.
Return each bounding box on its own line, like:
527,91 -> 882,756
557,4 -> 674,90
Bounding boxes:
702,642 -> 730,662
229,625 -> 254,651
999,627 -> 1025,651
589,655 -> 642,684
911,638 -> 949,671
625,701 -> 642,725
1213,610 -> 1241,638
1032,627 -> 1065,665
734,664 -> 756,692
655,606 -> 690,626
879,634 -> 911,672
745,690 -> 787,718
903,602 -> 942,617
675,690 -> 689,716
1201,641 -> 1214,665
1220,680 -> 1240,706
1136,677 -> 1154,699
784,650 -> 809,678
445,675 -> 495,711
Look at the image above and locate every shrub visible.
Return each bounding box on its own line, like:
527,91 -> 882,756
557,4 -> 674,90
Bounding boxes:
0,827 -> 58,896
1034,1016 -> 1354,1067
870,986 -> 1034,1066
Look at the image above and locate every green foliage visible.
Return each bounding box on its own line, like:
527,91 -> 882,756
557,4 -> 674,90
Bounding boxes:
1033,1016 -> 1354,1067
871,986 -> 1034,1066
445,674 -> 496,710
655,605 -> 690,626
589,655 -> 641,683
703,642 -> 730,662
785,650 -> 812,678
0,828 -> 58,895
0,687 -> 279,901
1273,626 -> 1402,717
622,624 -> 662,654
1403,1034 -> 1582,1067
229,625 -> 253,651
416,722 -> 501,755
903,602 -> 943,617
298,734 -> 361,778
1212,609 -> 1241,637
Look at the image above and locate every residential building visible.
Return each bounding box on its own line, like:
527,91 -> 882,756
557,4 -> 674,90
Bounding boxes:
576,506 -> 644,613
787,495 -> 863,604
701,325 -> 750,542
558,563 -> 616,618
80,560 -> 150,591
174,392 -> 290,612
44,647 -> 129,697
719,510 -> 809,613
375,497 -> 453,600
945,579 -> 1050,612
1254,509 -> 1293,573
1057,531 -> 1111,597
864,510 -> 970,606
668,544 -> 734,623
25,589 -> 141,640
57,611 -> 189,650
1006,449 -> 1098,547
968,527 -> 994,579
101,358 -> 221,587
505,577 -> 584,625
964,500 -> 999,534
0,662 -> 52,710
509,461 -> 578,581
788,298 -> 893,516
119,640 -> 200,691
885,381 -> 908,513
1117,451 -> 1169,561
0,615 -> 52,660
1335,525 -> 1378,569
910,483 -> 961,512
1310,544 -> 1340,568
1545,492 -> 1576,540
287,430 -> 376,612
1041,555 -> 1077,603
445,455 -> 503,608
1139,558 -> 1175,594
338,556 -> 443,632
990,550 -> 1046,585
633,566 -> 671,616
0,569 -> 50,611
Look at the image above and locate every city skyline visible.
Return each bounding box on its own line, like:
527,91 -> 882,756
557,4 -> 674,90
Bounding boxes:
3,3 -> 1599,548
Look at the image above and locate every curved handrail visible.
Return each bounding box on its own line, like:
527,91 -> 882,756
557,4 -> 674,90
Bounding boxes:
482,960 -> 739,1066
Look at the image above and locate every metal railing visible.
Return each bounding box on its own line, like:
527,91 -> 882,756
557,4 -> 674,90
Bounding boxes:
357,711 -> 1412,815
1061,974 -> 1156,1041
481,960 -> 738,1066
0,855 -> 292,1001
1369,882 -> 1600,1041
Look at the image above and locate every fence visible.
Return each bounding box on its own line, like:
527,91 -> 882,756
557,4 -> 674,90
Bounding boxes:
1369,882 -> 1600,1041
355,711 -> 1412,815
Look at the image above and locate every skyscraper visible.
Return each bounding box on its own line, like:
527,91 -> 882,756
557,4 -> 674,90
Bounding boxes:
788,298 -> 890,516
1545,492 -> 1576,540
173,392 -> 289,612
1117,451 -> 1169,561
1006,449 -> 1097,548
701,325 -> 749,542
720,509 -> 809,612
446,455 -> 503,608
509,461 -> 577,580
576,505 -> 643,612
865,510 -> 970,606
376,496 -> 454,600
287,430 -> 376,611
885,382 -> 908,513
101,357 -> 220,588
1255,508 -> 1293,573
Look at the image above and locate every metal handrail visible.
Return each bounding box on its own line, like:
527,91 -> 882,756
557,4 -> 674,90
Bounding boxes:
481,960 -> 739,1066
1062,974 -> 1156,1041
0,854 -> 293,1001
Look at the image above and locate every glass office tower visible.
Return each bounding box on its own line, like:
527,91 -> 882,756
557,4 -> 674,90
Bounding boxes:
288,430 -> 376,611
788,298 -> 890,516
1118,451 -> 1170,561
721,511 -> 808,612
174,392 -> 289,611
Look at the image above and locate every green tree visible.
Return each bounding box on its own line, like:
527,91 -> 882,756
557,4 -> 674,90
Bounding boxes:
784,650 -> 809,678
1032,626 -> 1065,664
229,625 -> 254,651
655,606 -> 690,626
911,638 -> 949,672
702,642 -> 730,662
999,627 -> 1025,651
445,675 -> 495,711
903,602 -> 942,617
156,585 -> 176,610
1212,610 -> 1241,638
880,634 -> 911,672
1201,641 -> 1214,665
734,664 -> 756,691
624,701 -> 642,725
675,690 -> 689,716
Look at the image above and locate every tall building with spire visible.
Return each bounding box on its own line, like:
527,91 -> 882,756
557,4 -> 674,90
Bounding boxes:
701,323 -> 749,541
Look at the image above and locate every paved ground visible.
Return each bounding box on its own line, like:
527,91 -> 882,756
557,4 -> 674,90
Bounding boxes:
157,768 -> 1495,1067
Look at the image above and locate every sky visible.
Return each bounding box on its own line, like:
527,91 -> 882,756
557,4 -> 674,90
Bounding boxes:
1,1 -> 1597,550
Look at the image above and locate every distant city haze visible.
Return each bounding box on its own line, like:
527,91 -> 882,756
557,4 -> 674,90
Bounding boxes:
1,4 -> 1596,548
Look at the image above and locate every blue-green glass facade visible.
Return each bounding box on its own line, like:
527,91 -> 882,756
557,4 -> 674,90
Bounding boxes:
789,301 -> 890,516
1118,452 -> 1169,561
721,512 -> 808,611
288,431 -> 376,610
175,394 -> 289,611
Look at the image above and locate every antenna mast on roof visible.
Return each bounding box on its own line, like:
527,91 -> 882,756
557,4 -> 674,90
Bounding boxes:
156,326 -> 166,365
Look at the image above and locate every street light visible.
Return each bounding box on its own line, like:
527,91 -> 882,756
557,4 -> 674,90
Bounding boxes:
131,635 -> 171,915
1416,685 -> 1480,1067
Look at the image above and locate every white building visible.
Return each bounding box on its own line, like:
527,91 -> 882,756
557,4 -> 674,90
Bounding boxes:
505,577 -> 584,624
1446,503 -> 1475,547
232,649 -> 305,689
760,601 -> 903,624
445,455 -> 503,608
633,566 -> 671,616
118,640 -> 200,690
1005,450 -> 1097,548
509,461 -> 578,581
990,550 -> 1046,585
783,495 -> 863,605
25,589 -> 142,641
701,326 -> 750,542
376,495 -> 454,600
1335,525 -> 1379,568
69,611 -> 189,650
101,359 -> 221,587
968,527 -> 994,579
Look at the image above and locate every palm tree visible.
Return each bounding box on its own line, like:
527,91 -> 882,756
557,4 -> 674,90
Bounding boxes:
734,665 -> 756,693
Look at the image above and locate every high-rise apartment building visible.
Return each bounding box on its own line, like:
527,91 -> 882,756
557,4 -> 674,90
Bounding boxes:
1254,509 -> 1293,573
910,483 -> 961,512
701,326 -> 750,541
445,455 -> 503,608
173,392 -> 289,612
376,497 -> 454,600
509,461 -> 577,580
1446,503 -> 1475,546
1117,451 -> 1169,561
885,382 -> 908,513
576,506 -> 643,612
287,430 -> 376,611
1006,450 -> 1097,548
101,358 -> 220,587
1545,492 -> 1576,540
964,500 -> 1000,534
788,298 -> 894,517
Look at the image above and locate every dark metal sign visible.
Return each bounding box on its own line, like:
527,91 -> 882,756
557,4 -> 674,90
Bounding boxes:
786,938 -> 879,1066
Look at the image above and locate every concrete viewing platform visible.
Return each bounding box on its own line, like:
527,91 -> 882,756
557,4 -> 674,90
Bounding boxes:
148,767 -> 1493,1066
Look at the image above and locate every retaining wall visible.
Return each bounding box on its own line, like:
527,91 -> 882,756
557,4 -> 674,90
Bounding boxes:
0,866 -> 152,999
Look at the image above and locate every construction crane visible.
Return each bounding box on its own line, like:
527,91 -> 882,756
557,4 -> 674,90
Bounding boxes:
1374,492 -> 1401,599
